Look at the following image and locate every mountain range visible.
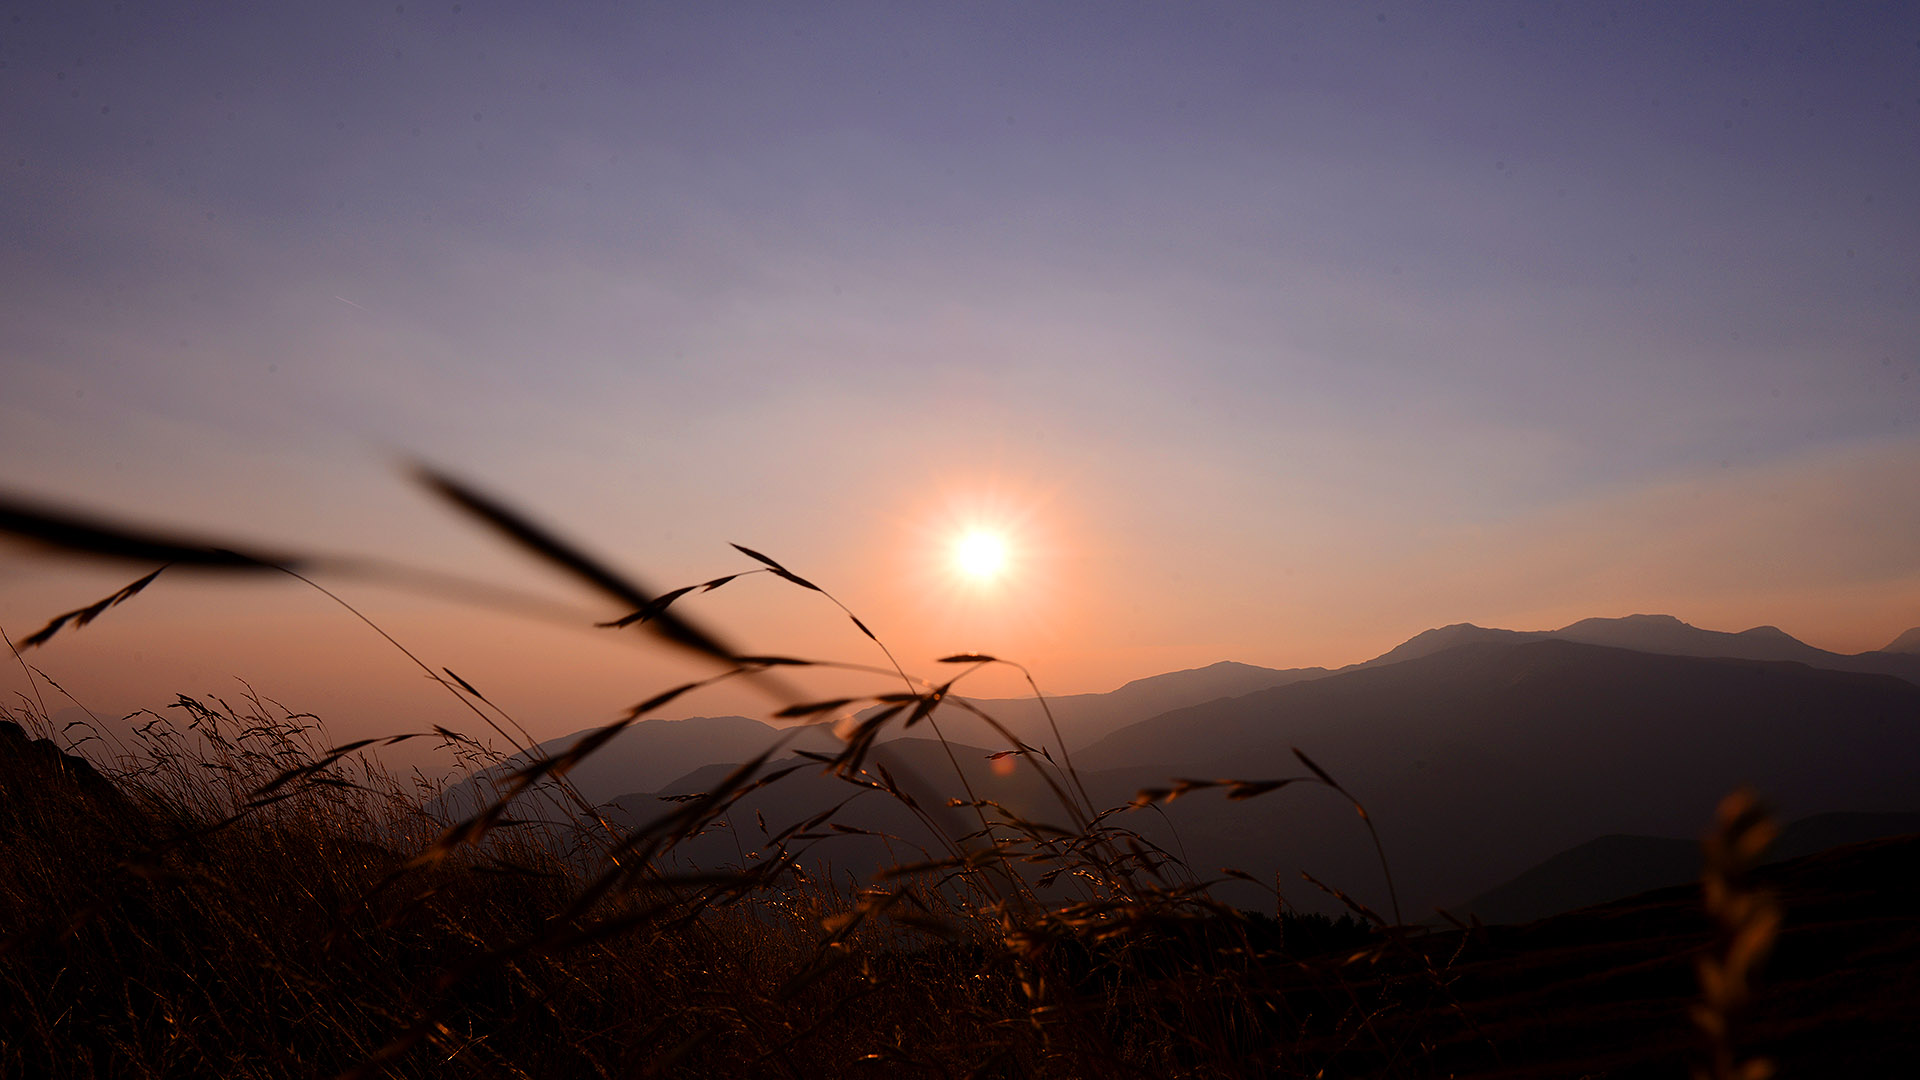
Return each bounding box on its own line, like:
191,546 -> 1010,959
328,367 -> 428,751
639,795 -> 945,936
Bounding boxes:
447,615 -> 1920,920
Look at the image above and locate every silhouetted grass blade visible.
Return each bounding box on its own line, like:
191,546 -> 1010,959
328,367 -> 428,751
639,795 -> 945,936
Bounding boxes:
729,543 -> 821,591
20,567 -> 166,648
597,585 -> 698,629
413,465 -> 741,664
0,492 -> 299,569
1225,779 -> 1303,801
904,680 -> 955,729
773,698 -> 857,719
1291,746 -> 1337,788
597,574 -> 750,628
440,667 -> 496,706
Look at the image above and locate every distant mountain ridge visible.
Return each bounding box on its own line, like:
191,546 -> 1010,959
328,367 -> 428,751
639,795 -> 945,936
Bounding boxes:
454,616 -> 1914,815
438,613 -> 1920,915
1357,613 -> 1920,685
578,637 -> 1920,922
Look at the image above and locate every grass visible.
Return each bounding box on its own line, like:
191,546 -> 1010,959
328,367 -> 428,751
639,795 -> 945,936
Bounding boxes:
0,472 -> 1782,1077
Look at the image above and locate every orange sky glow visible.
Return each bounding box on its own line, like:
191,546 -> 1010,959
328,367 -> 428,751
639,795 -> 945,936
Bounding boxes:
3,4 -> 1917,768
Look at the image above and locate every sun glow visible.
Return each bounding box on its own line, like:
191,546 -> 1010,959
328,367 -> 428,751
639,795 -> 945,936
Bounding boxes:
954,530 -> 1009,581
899,478 -> 1059,606
890,472 -> 1082,687
879,470 -> 1090,687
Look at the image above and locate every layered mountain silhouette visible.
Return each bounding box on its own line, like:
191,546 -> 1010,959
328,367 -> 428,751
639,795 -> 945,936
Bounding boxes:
449,616 -> 1917,815
447,615 -> 1920,920
1075,639 -> 1920,916
849,658 -> 1327,752
435,714 -> 849,819
441,659 -> 1317,813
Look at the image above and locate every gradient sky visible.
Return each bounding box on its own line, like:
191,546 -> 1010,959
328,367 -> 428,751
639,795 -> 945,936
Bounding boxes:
4,2 -> 1918,751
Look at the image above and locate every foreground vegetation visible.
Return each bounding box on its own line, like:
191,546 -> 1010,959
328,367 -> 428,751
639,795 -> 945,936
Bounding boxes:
1,681 -> 1418,1078
0,473 -> 1820,1076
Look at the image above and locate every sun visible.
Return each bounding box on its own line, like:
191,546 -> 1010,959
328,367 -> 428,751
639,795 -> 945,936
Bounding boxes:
953,529 -> 1009,581
900,477 -> 1065,616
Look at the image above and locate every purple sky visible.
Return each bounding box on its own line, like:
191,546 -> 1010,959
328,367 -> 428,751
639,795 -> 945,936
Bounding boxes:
3,2 -> 1918,747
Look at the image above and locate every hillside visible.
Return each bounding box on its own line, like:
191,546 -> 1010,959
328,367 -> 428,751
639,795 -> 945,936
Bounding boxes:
1076,639 -> 1920,916
563,637 -> 1920,919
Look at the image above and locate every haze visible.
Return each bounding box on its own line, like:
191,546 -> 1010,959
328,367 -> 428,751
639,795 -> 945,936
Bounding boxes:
3,3 -> 1917,752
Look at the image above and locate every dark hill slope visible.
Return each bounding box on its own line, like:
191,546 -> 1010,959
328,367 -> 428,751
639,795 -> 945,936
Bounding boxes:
1077,640 -> 1920,917
1453,809 -> 1920,925
1330,832 -> 1920,1077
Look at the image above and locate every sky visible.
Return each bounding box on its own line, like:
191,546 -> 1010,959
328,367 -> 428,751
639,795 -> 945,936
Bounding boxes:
3,2 -> 1918,755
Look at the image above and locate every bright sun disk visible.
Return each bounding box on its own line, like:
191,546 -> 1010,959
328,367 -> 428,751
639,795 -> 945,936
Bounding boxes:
954,530 -> 1008,580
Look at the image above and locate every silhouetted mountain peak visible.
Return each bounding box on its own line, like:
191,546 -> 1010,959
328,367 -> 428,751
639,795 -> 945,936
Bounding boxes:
1106,660 -> 1307,703
907,659 -> 1323,754
1360,623 -> 1523,667
1111,659 -> 1266,692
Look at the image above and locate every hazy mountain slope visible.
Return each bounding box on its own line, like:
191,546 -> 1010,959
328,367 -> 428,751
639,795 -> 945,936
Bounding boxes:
1352,623 -> 1532,667
1076,640 -> 1920,917
857,659 -> 1326,755
1093,660 -> 1330,723
437,715 -> 844,816
445,661 -> 1319,815
1884,626 -> 1920,654
602,736 -> 1095,884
